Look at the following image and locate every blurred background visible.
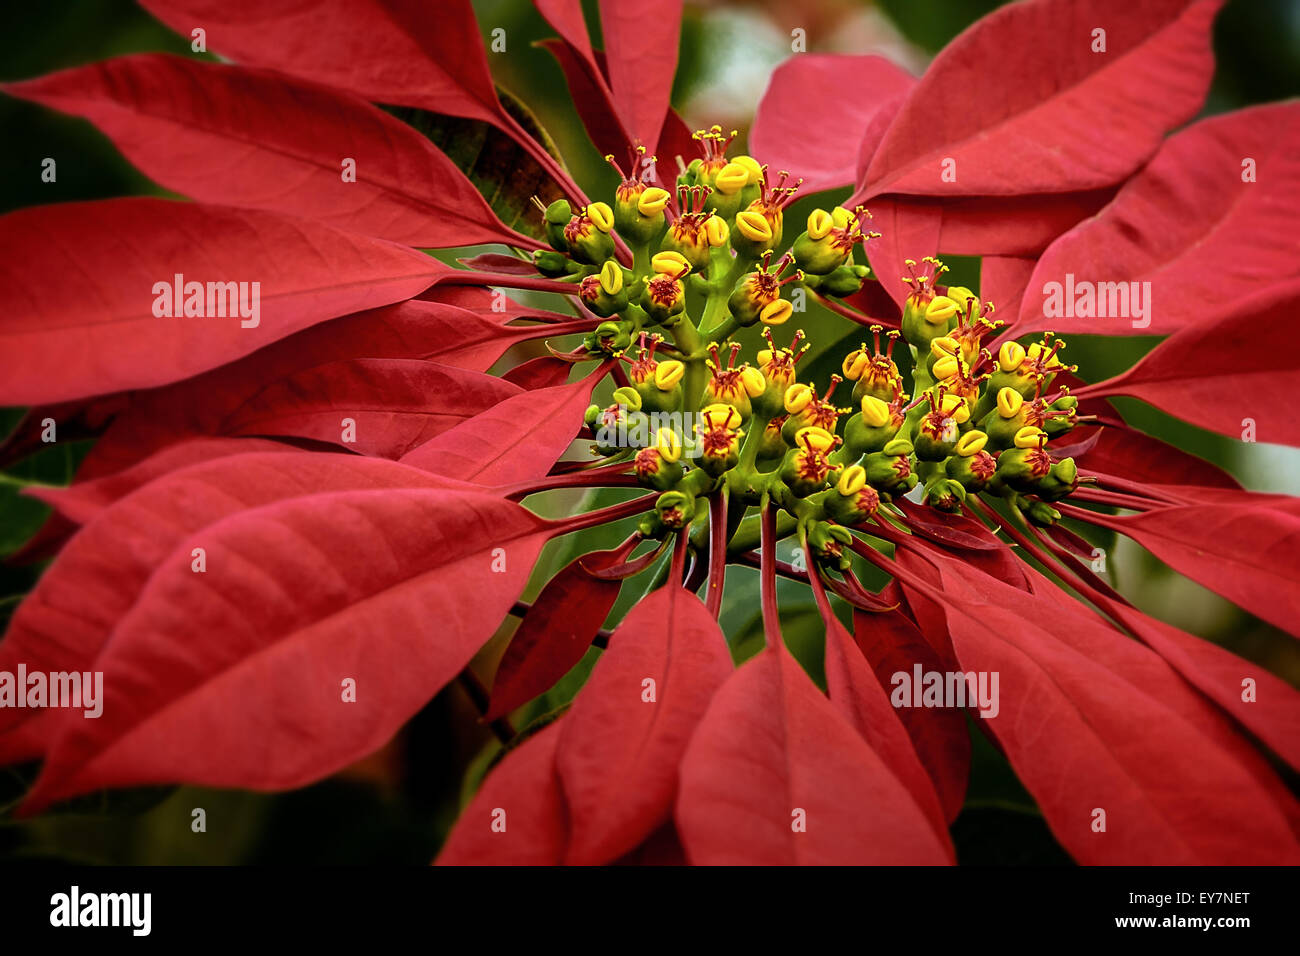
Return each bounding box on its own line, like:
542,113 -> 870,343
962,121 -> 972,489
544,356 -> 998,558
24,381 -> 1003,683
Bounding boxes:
1,0 -> 1298,865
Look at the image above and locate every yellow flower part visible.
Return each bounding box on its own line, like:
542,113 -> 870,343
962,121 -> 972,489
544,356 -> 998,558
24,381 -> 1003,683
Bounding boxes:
638,187 -> 670,216
842,348 -> 869,379
860,395 -> 892,428
956,430 -> 988,457
797,426 -> 836,454
997,386 -> 1024,418
598,260 -> 623,295
612,385 -> 642,410
836,464 -> 868,496
759,299 -> 793,326
704,215 -> 729,247
807,209 -> 833,241
654,427 -> 682,463
736,210 -> 773,243
651,250 -> 691,276
739,366 -> 767,398
998,341 -> 1026,372
925,295 -> 960,325
933,354 -> 961,381
701,403 -> 742,430
784,383 -> 813,414
654,359 -> 685,390
587,201 -> 614,232
929,335 -> 960,359
714,162 -> 750,195
731,155 -> 764,184
1013,425 -> 1046,449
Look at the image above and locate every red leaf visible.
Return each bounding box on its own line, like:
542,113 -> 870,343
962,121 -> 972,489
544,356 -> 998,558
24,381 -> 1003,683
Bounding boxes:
500,356 -> 575,390
5,55 -> 537,250
1074,286 -> 1300,446
853,598 -> 971,824
139,0 -> 502,124
751,54 -> 914,194
1069,496 -> 1300,639
399,364 -> 607,484
556,587 -> 733,865
935,191 -> 1115,257
222,358 -> 523,458
1015,102 -> 1300,337
435,723 -> 568,865
933,561 -> 1299,863
20,468 -> 551,811
66,297 -> 540,481
864,197 -> 941,308
483,548 -> 628,721
1065,423 -> 1240,490
0,452 -> 481,758
812,581 -> 953,849
31,437 -> 301,526
0,198 -> 441,405
862,0 -> 1221,199
674,643 -> 951,864
893,498 -> 1001,551
538,38 -> 692,188
598,0 -> 681,151
457,254 -> 539,275
980,255 -> 1036,320
1076,592 -> 1300,772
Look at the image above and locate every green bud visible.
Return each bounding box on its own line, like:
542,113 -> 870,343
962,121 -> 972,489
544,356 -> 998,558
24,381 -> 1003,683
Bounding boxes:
655,490 -> 696,530
544,199 -> 572,251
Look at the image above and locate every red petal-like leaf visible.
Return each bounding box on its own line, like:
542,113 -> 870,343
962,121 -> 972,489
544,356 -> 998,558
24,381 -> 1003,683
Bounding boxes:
399,364 -> 607,484
865,197 -> 941,308
483,547 -> 629,721
31,437 -> 301,526
1067,496 -> 1300,639
538,39 -> 694,189
1074,286 -> 1300,446
5,55 -> 538,250
980,255 -> 1036,320
222,358 -> 523,458
1015,101 -> 1300,337
556,586 -> 733,865
139,0 -> 502,123
862,0 -> 1221,199
933,561 -> 1299,863
811,576 -> 953,848
67,297 -> 547,481
853,595 -> 971,824
21,470 -> 550,811
1,451 -> 475,757
500,356 -> 575,390
1068,588 -> 1300,772
936,191 -> 1115,257
435,723 -> 568,865
1063,422 -> 1240,490
0,198 -> 440,404
751,54 -> 914,194
674,643 -> 951,864
598,0 -> 681,151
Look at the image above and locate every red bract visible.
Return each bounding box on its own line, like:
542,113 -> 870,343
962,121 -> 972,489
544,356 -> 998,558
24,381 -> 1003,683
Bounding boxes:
1,0 -> 1298,867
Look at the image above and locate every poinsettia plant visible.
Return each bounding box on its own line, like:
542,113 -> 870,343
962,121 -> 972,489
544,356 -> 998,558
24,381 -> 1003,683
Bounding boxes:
1,0 -> 1298,866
